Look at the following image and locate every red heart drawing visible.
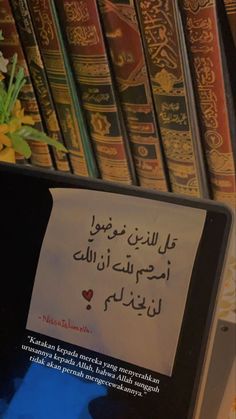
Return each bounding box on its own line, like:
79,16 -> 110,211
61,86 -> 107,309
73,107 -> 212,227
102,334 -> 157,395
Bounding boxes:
82,289 -> 93,302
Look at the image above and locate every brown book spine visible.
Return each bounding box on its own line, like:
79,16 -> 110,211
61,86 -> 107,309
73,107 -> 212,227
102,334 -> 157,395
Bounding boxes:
223,0 -> 236,47
136,0 -> 206,197
180,0 -> 236,207
56,0 -> 136,184
27,0 -> 98,177
10,0 -> 71,173
0,0 -> 54,169
97,0 -> 169,191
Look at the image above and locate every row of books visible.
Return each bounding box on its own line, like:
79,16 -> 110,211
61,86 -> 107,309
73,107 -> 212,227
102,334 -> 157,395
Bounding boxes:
0,0 -> 235,207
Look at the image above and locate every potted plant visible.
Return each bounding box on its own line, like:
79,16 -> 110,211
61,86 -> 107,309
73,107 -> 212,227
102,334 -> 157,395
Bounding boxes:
0,31 -> 66,164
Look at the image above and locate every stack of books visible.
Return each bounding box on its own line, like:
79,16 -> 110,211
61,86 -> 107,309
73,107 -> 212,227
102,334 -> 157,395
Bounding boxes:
0,0 -> 235,209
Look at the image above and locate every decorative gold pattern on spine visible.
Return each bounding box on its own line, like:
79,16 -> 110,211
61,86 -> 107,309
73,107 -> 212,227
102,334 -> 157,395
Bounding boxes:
56,0 -> 136,184
10,0 -> 71,172
223,0 -> 236,47
183,0 -> 214,13
136,0 -> 203,197
27,0 -> 98,177
98,0 -> 169,191
181,0 -> 236,207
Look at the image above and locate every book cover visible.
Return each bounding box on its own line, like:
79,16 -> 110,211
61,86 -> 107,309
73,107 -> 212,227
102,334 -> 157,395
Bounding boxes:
223,0 -> 236,47
10,0 -> 71,173
56,0 -> 136,185
27,0 -> 98,178
0,0 -> 54,169
180,0 -> 236,208
136,0 -> 209,198
97,0 -> 169,191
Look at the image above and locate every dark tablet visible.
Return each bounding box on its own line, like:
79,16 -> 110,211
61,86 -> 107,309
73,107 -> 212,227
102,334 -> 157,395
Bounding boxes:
0,163 -> 233,419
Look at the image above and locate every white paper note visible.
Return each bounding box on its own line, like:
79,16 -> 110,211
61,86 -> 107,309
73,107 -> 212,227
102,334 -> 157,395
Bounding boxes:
27,189 -> 206,375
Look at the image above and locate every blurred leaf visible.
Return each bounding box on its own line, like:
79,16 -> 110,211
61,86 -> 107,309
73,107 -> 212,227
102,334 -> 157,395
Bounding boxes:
9,132 -> 31,158
17,126 -> 68,152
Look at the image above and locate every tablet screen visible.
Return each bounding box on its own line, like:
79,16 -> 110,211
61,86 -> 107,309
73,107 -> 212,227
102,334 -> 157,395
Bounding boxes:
0,166 -> 232,419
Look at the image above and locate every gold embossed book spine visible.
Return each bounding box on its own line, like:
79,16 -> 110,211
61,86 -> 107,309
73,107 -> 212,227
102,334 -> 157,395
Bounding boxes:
27,0 -> 98,178
180,0 -> 236,207
56,0 -> 136,184
136,0 -> 208,197
223,0 -> 236,47
97,0 -> 169,191
0,0 -> 54,169
10,0 -> 71,173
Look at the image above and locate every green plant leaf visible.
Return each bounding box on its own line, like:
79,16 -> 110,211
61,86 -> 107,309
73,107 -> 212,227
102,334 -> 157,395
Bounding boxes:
0,84 -> 8,122
9,132 -> 32,158
16,126 -> 68,152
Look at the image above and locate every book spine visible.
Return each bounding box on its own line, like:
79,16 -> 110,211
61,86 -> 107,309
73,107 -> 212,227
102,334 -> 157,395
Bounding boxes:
97,0 -> 169,191
0,0 -> 54,169
136,0 -> 205,197
180,0 -> 236,207
27,0 -> 98,177
10,0 -> 71,173
56,0 -> 136,184
223,0 -> 236,47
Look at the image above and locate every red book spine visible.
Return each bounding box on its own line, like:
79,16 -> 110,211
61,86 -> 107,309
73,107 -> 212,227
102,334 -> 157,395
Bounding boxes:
98,0 -> 169,191
0,0 -> 54,169
223,0 -> 236,47
136,0 -> 205,197
180,0 -> 236,207
10,0 -> 71,173
27,0 -> 98,177
56,0 -> 136,184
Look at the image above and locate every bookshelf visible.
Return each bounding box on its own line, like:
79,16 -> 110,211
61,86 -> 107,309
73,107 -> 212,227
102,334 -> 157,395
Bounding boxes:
0,0 -> 235,418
